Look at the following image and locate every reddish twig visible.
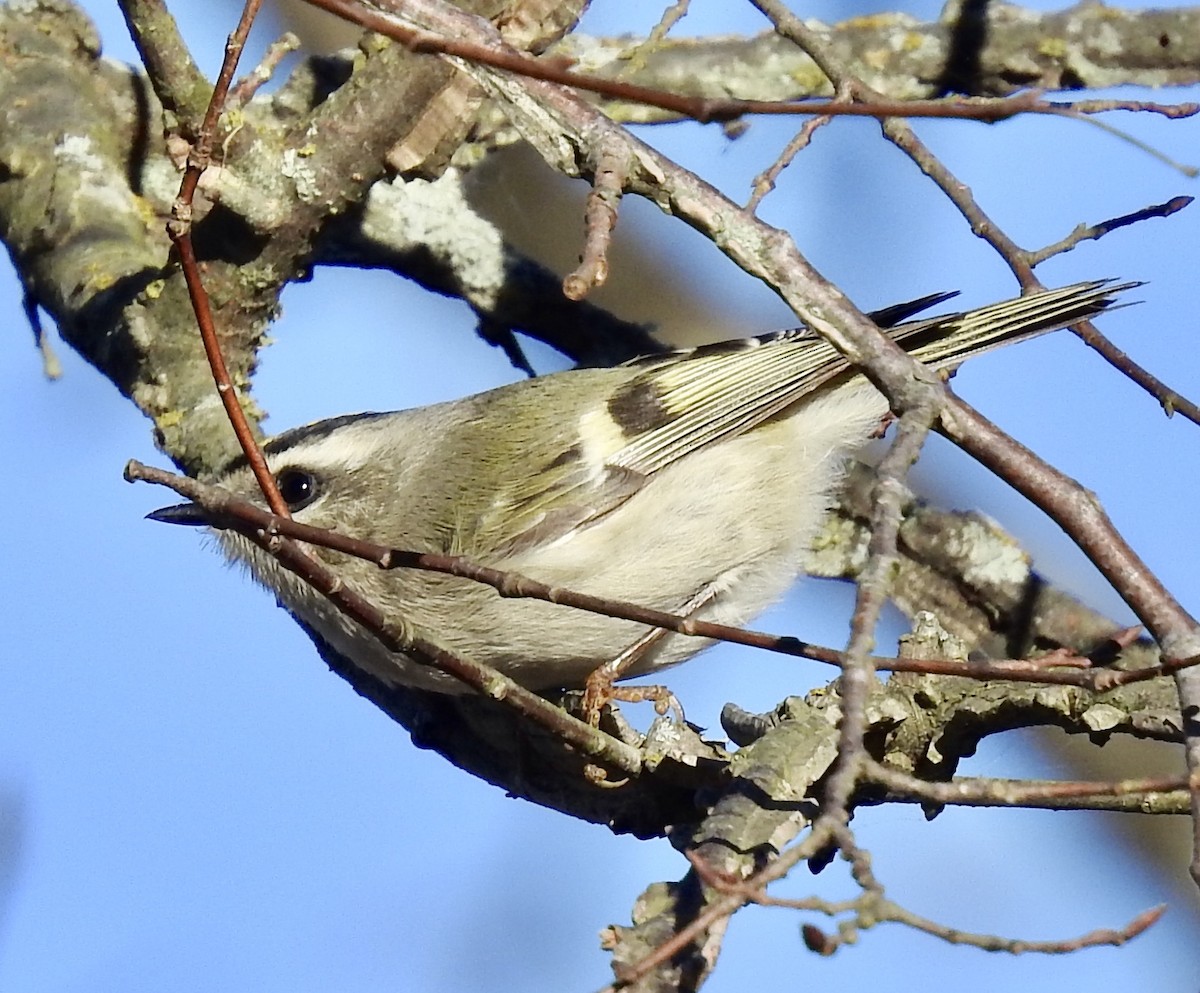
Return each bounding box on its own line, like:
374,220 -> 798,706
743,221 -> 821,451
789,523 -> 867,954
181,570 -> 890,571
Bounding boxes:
125,459 -> 1199,692
123,461 -> 643,777
298,0 -> 1184,129
165,0 -> 290,518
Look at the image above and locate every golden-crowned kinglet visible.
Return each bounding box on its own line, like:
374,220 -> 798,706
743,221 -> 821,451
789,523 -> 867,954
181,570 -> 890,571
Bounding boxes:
151,281 -> 1130,692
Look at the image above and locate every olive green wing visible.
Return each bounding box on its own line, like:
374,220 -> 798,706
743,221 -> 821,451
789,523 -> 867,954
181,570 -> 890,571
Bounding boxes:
472,279 -> 1131,553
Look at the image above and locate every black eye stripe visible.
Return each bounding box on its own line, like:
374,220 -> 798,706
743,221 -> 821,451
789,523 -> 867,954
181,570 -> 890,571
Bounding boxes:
275,468 -> 321,511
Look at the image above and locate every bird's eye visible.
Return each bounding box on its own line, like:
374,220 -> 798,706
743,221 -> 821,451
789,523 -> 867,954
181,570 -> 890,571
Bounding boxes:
275,468 -> 321,511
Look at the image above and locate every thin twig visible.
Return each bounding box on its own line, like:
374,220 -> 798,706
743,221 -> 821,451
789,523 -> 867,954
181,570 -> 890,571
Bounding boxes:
165,0 -> 290,518
1028,196 -> 1194,266
299,0 -> 1180,128
746,111 -> 834,213
227,31 -> 301,109
866,761 -> 1194,814
123,461 -> 644,777
124,460 -> 1197,692
826,411 -> 939,823
563,134 -> 628,300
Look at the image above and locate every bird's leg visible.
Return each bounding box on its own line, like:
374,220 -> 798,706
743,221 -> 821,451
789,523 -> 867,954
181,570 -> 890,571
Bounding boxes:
579,583 -> 721,729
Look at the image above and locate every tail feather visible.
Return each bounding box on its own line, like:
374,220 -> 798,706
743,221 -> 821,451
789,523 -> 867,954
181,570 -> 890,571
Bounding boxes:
897,279 -> 1141,369
606,280 -> 1138,476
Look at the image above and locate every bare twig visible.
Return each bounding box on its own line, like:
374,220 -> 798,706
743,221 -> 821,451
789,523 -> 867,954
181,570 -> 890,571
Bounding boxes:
124,461 -> 644,777
866,761 -> 1194,814
125,459 -> 1200,693
1060,98 -> 1200,121
1028,196 -> 1194,265
227,31 -> 301,109
300,0 -> 1194,129
822,409 -> 940,831
746,111 -> 834,213
563,134 -> 629,300
161,0 -> 290,518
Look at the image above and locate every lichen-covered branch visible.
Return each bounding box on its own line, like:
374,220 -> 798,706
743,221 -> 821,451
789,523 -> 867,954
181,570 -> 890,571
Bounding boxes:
3,3 -> 1196,984
553,4 -> 1200,124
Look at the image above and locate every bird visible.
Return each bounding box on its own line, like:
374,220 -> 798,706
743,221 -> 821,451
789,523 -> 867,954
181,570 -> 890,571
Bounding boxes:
149,280 -> 1133,694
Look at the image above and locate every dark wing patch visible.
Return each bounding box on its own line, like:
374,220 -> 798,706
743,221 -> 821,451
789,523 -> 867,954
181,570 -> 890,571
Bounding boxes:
607,378 -> 672,435
605,280 -> 1134,478
455,281 -> 1136,556
607,330 -> 846,476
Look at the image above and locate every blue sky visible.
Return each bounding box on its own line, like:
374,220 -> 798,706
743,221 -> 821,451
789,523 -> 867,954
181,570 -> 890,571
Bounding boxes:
2,2 -> 1199,991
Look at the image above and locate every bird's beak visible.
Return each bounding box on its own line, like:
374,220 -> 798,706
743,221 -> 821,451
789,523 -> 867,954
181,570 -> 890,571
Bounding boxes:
146,502 -> 209,526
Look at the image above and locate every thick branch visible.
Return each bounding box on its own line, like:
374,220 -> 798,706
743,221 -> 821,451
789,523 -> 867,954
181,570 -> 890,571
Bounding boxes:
552,5 -> 1200,123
